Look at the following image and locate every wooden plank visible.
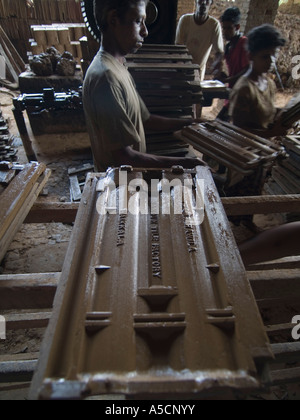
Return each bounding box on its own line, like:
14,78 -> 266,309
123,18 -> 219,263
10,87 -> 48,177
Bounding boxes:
271,367 -> 300,386
127,62 -> 199,71
5,312 -> 51,330
271,342 -> 300,364
222,195 -> 300,216
0,25 -> 25,73
248,269 -> 300,304
0,163 -> 46,235
24,202 -> 79,224
0,360 -> 36,384
0,42 -> 18,83
0,273 -> 60,310
265,323 -> 295,337
69,175 -> 82,202
247,256 -> 300,272
0,164 -> 50,262
0,353 -> 39,363
0,169 -> 16,186
126,53 -> 193,62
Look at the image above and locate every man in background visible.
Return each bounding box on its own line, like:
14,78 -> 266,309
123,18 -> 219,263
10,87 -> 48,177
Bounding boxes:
175,0 -> 224,81
217,7 -> 250,121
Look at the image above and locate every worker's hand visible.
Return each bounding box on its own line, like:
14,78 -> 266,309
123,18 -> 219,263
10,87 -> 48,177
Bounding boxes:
191,118 -> 203,125
268,113 -> 289,137
216,71 -> 228,83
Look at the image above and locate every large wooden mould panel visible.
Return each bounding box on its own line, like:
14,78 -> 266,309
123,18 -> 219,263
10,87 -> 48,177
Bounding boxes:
30,167 -> 273,400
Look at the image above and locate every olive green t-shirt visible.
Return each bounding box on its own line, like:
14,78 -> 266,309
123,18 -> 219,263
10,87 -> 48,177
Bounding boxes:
229,75 -> 277,130
83,50 -> 150,171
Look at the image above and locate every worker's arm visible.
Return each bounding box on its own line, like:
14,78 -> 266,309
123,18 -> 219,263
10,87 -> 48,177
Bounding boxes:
210,52 -> 224,77
144,114 -> 197,132
111,145 -> 207,169
219,65 -> 250,86
239,222 -> 300,266
235,118 -> 289,138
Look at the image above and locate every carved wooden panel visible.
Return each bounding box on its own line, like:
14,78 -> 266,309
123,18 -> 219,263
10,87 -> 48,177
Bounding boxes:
30,167 -> 273,400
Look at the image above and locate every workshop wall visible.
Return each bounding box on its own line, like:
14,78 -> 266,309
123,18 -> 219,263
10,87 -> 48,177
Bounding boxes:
0,0 -> 83,61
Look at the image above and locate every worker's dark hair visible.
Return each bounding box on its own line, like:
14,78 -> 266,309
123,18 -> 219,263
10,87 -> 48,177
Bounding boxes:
94,0 -> 149,32
221,7 -> 241,25
247,24 -> 286,54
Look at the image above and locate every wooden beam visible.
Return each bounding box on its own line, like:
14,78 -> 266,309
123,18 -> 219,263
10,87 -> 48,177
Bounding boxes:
271,367 -> 300,386
249,269 -> 300,308
271,342 -> 300,364
266,323 -> 295,337
0,273 -> 60,310
247,256 -> 300,272
222,195 -> 300,216
23,195 -> 300,224
24,202 -> 79,224
0,360 -> 36,384
5,312 -> 51,330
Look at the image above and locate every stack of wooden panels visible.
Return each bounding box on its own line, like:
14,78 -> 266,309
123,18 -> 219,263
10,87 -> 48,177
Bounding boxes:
29,23 -> 88,61
126,44 -> 203,117
0,111 -> 18,163
125,44 -> 203,156
266,135 -> 300,195
176,120 -> 287,175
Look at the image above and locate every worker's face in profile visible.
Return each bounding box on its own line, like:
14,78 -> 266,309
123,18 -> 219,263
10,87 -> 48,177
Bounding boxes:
250,47 -> 278,75
222,22 -> 240,41
195,0 -> 213,17
113,1 -> 148,55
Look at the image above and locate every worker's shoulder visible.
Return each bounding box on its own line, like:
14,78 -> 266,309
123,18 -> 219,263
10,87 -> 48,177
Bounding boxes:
178,13 -> 194,25
84,54 -> 121,88
207,15 -> 222,28
230,76 -> 253,97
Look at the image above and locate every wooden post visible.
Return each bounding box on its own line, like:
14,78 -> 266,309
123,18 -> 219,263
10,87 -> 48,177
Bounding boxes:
12,107 -> 37,162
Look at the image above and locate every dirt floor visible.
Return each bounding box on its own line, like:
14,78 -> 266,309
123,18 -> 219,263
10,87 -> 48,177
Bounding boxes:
0,87 -> 299,400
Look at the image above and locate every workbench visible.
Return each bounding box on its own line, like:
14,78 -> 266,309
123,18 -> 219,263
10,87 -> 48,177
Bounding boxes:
18,70 -> 83,94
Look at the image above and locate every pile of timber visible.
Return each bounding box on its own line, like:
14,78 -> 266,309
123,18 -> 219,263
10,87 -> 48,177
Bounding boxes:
125,44 -> 203,156
0,25 -> 26,86
0,110 -> 18,163
126,44 -> 203,118
176,120 -> 287,175
29,24 -> 88,62
265,135 -> 300,195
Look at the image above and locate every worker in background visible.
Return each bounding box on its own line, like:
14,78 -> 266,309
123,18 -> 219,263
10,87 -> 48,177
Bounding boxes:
226,25 -> 289,232
229,24 -> 288,138
217,7 -> 250,122
83,0 -> 206,172
175,0 -> 224,82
